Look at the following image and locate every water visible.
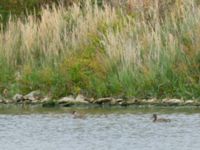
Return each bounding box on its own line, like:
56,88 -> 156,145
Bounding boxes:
0,105 -> 200,150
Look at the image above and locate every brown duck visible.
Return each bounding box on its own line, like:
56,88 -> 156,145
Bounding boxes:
152,114 -> 171,122
72,111 -> 85,119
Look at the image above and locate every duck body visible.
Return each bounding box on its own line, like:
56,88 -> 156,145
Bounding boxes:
152,114 -> 171,123
72,111 -> 85,119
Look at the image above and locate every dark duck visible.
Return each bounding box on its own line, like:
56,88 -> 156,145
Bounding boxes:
152,114 -> 171,122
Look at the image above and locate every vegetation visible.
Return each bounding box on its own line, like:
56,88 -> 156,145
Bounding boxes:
0,0 -> 200,100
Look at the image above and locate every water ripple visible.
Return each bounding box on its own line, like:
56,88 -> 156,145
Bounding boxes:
0,111 -> 200,150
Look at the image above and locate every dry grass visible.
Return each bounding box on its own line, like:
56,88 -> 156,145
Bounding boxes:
0,0 -> 200,98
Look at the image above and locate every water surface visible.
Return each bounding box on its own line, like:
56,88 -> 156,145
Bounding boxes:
0,105 -> 200,150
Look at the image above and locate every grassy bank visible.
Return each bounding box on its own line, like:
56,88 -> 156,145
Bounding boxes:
0,0 -> 200,100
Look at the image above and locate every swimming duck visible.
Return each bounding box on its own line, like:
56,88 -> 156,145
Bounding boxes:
72,111 -> 85,119
152,114 -> 171,122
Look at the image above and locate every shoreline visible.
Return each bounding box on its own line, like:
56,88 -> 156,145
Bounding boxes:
0,91 -> 199,108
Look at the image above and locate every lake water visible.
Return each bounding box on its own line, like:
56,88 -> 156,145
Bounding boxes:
0,105 -> 200,150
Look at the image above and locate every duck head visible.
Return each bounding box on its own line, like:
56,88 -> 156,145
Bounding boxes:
71,111 -> 76,114
152,114 -> 157,122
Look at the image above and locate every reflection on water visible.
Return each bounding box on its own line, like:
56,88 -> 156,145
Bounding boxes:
0,105 -> 200,150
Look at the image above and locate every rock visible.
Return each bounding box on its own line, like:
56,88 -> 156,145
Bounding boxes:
93,97 -> 113,104
30,100 -> 40,104
12,94 -> 24,103
162,99 -> 184,105
143,98 -> 158,104
126,99 -> 139,105
3,99 -> 12,104
86,97 -> 95,103
58,96 -> 75,104
24,91 -> 43,101
116,98 -> 124,103
41,96 -> 51,103
110,98 -> 123,105
0,95 -> 11,104
185,100 -> 195,105
0,99 -> 3,103
58,95 -> 88,106
141,99 -> 149,103
93,97 -> 124,105
75,94 -> 89,103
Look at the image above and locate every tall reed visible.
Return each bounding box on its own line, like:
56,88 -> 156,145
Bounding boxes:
0,0 -> 200,99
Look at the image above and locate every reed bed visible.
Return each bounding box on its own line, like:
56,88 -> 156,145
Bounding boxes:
0,0 -> 200,99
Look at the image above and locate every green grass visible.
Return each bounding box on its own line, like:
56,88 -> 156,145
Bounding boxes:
0,0 -> 200,100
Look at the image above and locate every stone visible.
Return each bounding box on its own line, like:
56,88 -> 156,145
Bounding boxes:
116,98 -> 124,103
58,95 -> 88,106
141,99 -> 148,103
0,99 -> 3,103
126,99 -> 139,105
31,100 -> 39,104
145,98 -> 158,104
185,100 -> 195,105
41,96 -> 51,103
3,99 -> 12,104
24,90 -> 43,101
93,97 -> 124,105
58,96 -> 75,104
93,97 -> 113,104
12,94 -> 24,103
162,99 -> 184,105
86,97 -> 95,103
110,98 -> 123,105
75,94 -> 89,103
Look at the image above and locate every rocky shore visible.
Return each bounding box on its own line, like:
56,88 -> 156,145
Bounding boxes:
0,90 -> 199,107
